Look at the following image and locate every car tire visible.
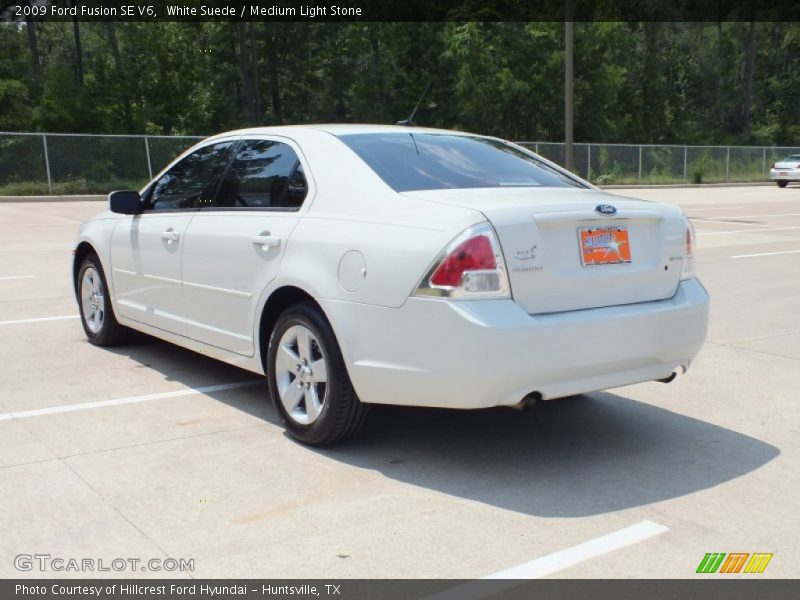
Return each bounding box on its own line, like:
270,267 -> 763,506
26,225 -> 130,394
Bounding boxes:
267,301 -> 368,446
77,253 -> 128,346
777,180 -> 788,188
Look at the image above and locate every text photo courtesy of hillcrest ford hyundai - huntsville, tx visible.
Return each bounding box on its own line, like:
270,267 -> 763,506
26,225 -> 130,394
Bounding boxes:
2,4 -> 800,599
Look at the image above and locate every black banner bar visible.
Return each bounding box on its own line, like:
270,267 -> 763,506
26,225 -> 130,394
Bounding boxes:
2,0 -> 800,23
2,580 -> 800,600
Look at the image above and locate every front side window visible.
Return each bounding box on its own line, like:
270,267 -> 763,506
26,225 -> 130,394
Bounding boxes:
148,142 -> 234,211
213,139 -> 307,209
338,133 -> 584,192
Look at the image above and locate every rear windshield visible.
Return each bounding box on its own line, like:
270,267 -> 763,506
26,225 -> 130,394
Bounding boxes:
780,155 -> 800,161
338,133 -> 584,192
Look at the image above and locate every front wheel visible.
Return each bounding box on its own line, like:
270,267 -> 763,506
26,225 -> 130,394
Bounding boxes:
777,180 -> 788,188
266,302 -> 368,445
77,253 -> 128,346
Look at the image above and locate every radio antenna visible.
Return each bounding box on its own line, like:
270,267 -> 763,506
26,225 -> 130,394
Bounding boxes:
396,82 -> 432,127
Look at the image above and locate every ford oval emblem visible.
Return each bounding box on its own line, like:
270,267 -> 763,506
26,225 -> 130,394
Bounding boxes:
595,204 -> 617,216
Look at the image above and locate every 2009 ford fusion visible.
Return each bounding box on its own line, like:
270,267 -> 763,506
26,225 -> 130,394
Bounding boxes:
72,125 -> 709,445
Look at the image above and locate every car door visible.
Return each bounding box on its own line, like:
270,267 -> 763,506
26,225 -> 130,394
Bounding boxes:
109,140 -> 235,335
181,137 -> 310,355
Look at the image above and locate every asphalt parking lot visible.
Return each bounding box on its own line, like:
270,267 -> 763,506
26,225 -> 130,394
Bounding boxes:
1,185 -> 798,580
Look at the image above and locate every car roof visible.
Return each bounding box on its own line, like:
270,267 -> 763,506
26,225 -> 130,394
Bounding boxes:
204,123 -> 479,141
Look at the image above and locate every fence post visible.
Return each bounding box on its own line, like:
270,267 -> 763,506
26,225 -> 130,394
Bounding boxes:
726,146 -> 730,181
762,147 -> 766,175
144,136 -> 153,179
637,145 -> 642,184
683,146 -> 688,182
42,134 -> 52,195
587,144 -> 591,180
535,142 -> 539,154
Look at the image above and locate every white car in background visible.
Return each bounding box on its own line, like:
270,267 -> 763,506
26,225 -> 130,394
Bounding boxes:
770,154 -> 800,187
72,125 -> 709,445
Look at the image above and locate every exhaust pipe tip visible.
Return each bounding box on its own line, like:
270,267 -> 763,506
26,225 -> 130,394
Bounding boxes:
657,372 -> 678,384
509,392 -> 541,411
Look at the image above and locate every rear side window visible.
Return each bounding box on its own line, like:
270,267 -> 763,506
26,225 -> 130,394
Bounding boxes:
338,133 -> 584,192
283,163 -> 308,208
213,139 -> 306,209
148,142 -> 233,210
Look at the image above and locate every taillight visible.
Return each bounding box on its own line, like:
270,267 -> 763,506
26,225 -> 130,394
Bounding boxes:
429,235 -> 496,286
680,219 -> 696,281
415,223 -> 510,299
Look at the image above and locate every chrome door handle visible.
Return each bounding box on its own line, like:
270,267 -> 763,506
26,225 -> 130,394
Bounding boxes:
161,229 -> 179,243
252,234 -> 281,249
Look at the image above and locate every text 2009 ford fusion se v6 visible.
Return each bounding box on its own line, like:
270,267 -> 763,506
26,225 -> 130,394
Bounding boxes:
72,125 -> 709,445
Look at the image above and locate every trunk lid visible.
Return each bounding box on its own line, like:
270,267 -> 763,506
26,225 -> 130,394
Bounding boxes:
774,159 -> 800,169
403,188 -> 687,314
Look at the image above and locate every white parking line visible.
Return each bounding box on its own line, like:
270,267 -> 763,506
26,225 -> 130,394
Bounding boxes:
687,206 -> 744,211
732,249 -> 800,259
422,520 -> 668,599
0,381 -> 262,422
690,218 -> 770,226
698,226 -> 800,236
695,212 -> 800,219
0,275 -> 36,280
0,315 -> 79,326
484,520 -> 668,579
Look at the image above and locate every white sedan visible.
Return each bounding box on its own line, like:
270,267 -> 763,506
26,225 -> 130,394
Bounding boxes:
73,125 -> 709,445
770,154 -> 800,187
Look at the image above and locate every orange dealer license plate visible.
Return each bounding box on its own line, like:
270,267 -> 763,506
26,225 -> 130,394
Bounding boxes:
579,226 -> 632,266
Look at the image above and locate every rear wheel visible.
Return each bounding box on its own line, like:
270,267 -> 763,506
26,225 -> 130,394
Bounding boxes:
777,180 -> 788,188
77,253 -> 128,346
266,302 -> 368,445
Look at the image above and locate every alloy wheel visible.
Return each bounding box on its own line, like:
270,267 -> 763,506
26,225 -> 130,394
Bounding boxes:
275,324 -> 328,425
81,266 -> 105,334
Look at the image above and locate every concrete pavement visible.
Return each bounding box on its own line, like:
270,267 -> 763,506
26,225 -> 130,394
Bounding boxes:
0,186 -> 798,579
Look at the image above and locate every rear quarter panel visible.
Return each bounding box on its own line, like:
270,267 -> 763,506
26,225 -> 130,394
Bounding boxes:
276,129 -> 484,308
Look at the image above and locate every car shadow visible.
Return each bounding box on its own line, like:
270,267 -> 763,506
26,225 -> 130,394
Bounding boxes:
327,396 -> 779,518
103,330 -> 277,423
108,333 -> 779,518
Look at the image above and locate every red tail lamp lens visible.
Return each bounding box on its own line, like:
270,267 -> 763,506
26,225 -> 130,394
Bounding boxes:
429,235 -> 497,287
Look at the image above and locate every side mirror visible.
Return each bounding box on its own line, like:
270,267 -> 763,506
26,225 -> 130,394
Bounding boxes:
109,190 -> 142,215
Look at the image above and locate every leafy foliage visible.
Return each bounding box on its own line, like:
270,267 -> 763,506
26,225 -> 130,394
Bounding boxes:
0,21 -> 798,144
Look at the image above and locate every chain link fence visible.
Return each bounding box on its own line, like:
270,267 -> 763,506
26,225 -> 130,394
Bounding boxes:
518,142 -> 800,185
0,132 -> 203,195
2,133 -> 799,195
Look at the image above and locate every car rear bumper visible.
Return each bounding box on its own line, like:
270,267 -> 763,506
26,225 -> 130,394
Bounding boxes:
770,168 -> 800,181
321,278 -> 710,409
